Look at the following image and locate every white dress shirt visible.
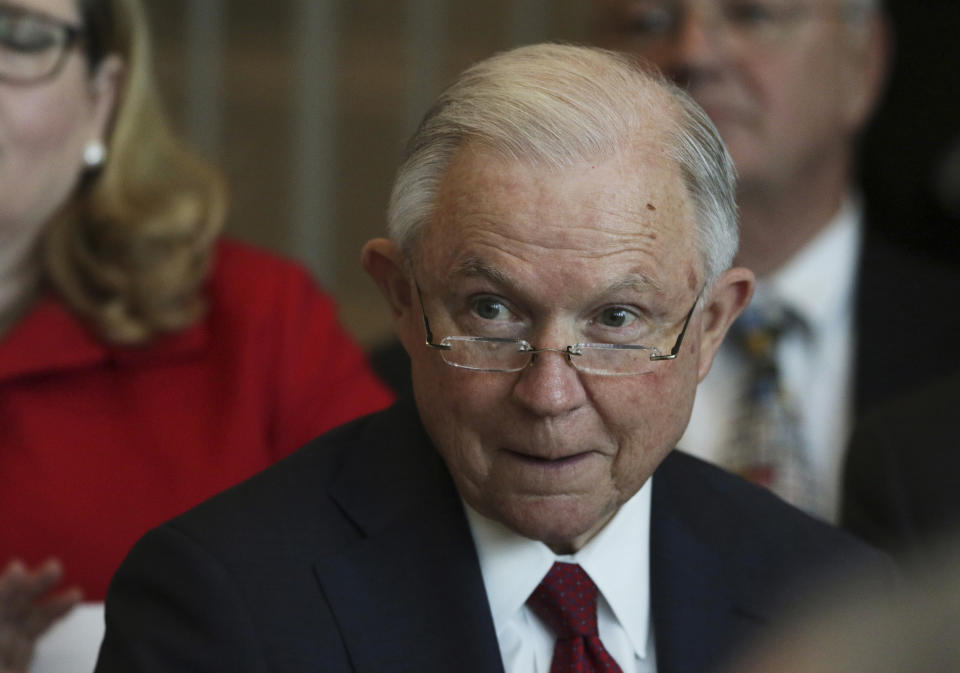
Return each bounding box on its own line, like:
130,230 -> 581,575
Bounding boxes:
465,480 -> 656,673
680,198 -> 862,522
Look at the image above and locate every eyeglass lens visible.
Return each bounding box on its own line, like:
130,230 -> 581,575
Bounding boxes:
439,337 -> 661,376
0,6 -> 76,83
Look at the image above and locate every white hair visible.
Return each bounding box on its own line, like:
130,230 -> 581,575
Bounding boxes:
387,43 -> 739,286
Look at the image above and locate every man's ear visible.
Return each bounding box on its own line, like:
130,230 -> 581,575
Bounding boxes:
696,267 -> 755,381
361,238 -> 413,319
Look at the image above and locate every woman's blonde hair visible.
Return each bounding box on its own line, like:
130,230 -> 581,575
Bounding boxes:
44,0 -> 227,344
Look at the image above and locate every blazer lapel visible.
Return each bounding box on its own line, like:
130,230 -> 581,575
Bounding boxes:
313,399 -> 505,673
650,452 -> 765,673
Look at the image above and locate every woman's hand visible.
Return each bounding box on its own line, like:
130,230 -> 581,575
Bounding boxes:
0,559 -> 82,673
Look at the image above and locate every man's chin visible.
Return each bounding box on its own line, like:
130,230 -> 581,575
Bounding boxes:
496,493 -> 618,554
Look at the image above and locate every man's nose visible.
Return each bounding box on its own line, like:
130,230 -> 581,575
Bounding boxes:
511,346 -> 588,418
666,5 -> 730,84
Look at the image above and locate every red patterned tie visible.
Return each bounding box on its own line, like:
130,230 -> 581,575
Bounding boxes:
527,562 -> 624,673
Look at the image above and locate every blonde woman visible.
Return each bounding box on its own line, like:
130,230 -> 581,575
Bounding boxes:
0,0 -> 392,668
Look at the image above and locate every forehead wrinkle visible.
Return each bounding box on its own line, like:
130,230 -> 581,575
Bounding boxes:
447,214 -> 663,262
510,202 -> 668,256
575,202 -> 657,237
451,239 -> 667,278
450,255 -> 669,306
444,223 -> 678,287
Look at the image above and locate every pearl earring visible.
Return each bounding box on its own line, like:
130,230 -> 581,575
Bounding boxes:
83,140 -> 107,169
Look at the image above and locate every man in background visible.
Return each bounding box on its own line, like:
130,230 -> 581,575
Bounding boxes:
592,0 -> 960,521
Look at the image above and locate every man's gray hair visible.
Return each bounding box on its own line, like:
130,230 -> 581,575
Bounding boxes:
387,43 -> 739,286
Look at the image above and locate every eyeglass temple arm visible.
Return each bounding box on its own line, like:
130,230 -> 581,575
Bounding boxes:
649,293 -> 700,361
415,281 -> 452,351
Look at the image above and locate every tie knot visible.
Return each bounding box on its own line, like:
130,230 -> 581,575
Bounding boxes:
527,562 -> 599,639
733,301 -> 803,362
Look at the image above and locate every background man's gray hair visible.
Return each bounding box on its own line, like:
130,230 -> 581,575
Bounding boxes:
387,43 -> 739,287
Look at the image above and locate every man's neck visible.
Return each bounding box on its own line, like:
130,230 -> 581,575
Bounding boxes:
735,162 -> 851,279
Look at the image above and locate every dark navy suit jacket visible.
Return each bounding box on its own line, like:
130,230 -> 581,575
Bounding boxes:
842,369 -> 960,561
853,226 -> 960,416
95,399 -> 891,673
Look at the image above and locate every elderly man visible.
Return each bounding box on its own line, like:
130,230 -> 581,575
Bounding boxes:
95,45 -> 888,673
592,0 -> 960,521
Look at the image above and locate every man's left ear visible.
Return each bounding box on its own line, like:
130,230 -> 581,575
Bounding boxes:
696,267 -> 755,381
86,55 -> 126,152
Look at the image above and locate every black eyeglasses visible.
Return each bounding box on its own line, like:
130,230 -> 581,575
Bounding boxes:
416,281 -> 701,376
0,4 -> 85,85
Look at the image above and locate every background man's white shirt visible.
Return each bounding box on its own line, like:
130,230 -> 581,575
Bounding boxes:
680,198 -> 862,521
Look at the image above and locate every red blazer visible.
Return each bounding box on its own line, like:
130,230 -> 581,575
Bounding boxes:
0,239 -> 394,599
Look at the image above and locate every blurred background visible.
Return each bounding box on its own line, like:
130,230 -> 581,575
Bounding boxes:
143,0 -> 960,352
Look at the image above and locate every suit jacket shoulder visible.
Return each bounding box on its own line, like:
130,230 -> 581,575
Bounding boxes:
96,406 -> 894,673
96,398 -> 503,673
651,451 -> 895,672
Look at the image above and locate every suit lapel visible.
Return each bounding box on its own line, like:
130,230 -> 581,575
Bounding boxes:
650,452 -> 765,673
313,408 -> 778,673
314,400 -> 505,673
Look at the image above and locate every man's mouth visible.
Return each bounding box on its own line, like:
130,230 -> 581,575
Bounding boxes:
504,449 -> 594,467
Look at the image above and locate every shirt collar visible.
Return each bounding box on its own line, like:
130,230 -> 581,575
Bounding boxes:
759,196 -> 862,336
465,479 -> 652,660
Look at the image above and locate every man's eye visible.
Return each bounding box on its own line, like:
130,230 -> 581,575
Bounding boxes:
623,5 -> 678,38
473,297 -> 510,321
597,307 -> 636,329
724,1 -> 781,26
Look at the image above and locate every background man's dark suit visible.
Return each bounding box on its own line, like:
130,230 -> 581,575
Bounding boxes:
95,399 -> 890,673
853,223 -> 960,416
842,369 -> 960,562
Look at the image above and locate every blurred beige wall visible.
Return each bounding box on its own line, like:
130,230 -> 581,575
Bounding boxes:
145,0 -> 591,350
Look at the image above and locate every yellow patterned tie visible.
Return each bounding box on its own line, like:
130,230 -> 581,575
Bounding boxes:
724,301 -> 820,515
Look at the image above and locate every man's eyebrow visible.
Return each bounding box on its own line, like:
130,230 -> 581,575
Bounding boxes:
592,273 -> 667,301
450,259 -> 666,300
451,258 -> 512,287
